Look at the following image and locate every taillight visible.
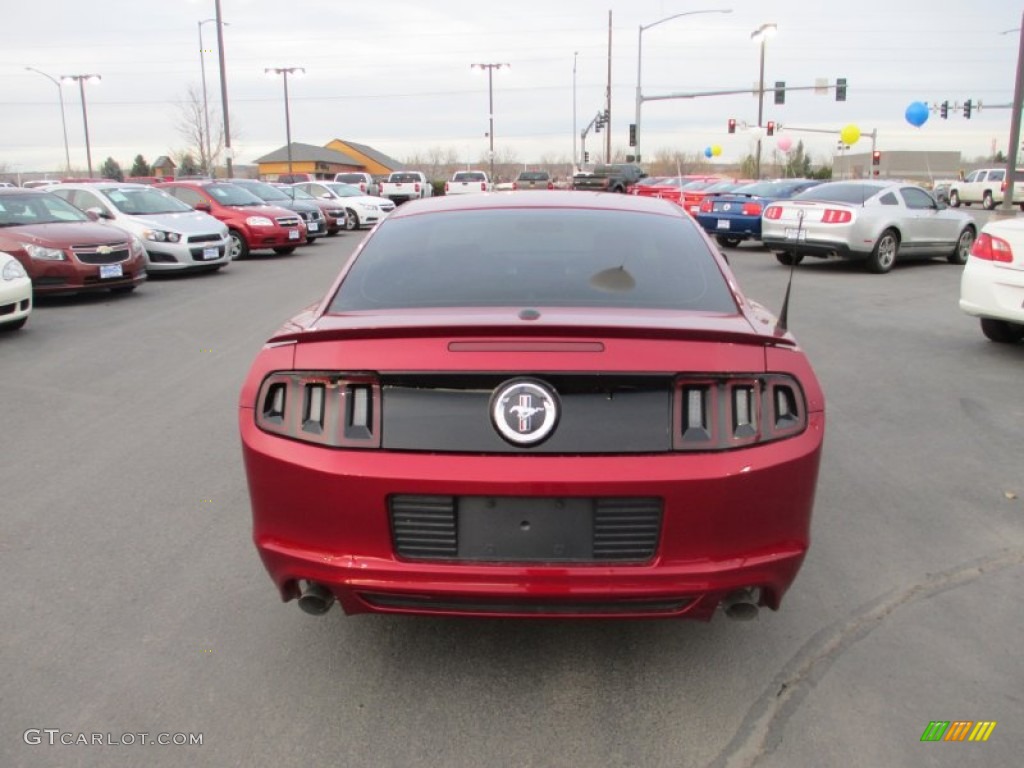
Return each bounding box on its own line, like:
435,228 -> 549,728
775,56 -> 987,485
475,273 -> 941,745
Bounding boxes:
547,181 -> 554,190
255,372 -> 382,448
512,182 -> 518,190
741,202 -> 762,216
763,205 -> 783,220
820,208 -> 852,224
480,182 -> 486,191
414,183 -> 420,192
672,374 -> 806,451
445,181 -> 450,193
1001,180 -> 1007,192
970,232 -> 1013,262
699,199 -> 713,213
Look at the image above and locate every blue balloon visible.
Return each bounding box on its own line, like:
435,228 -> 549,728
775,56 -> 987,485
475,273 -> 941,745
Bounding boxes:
704,146 -> 713,158
905,101 -> 929,128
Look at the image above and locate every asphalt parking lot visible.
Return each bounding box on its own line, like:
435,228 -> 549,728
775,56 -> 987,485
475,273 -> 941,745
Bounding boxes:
1,229 -> 1021,768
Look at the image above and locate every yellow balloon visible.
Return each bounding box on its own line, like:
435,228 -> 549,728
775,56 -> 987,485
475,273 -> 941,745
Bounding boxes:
840,124 -> 861,145
711,144 -> 723,157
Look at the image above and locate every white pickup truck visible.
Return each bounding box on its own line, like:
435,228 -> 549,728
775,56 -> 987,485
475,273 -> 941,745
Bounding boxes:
945,168 -> 1024,209
444,170 -> 492,196
379,171 -> 432,205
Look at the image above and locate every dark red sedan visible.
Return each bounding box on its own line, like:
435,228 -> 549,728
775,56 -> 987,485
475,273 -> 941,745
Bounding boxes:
0,189 -> 147,295
240,191 -> 825,621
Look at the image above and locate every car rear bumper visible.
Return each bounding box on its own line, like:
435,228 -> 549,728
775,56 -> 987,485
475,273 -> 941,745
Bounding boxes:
762,234 -> 862,259
241,411 -> 824,620
960,260 -> 1024,323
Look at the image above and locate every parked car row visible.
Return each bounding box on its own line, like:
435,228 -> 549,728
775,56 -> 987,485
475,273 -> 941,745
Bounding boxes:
0,178 -> 395,331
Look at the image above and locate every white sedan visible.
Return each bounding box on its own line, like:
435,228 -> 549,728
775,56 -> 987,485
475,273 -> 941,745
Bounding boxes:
291,182 -> 395,230
0,251 -> 32,331
959,217 -> 1024,343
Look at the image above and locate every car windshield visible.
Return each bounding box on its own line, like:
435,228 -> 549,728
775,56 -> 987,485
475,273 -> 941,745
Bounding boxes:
0,192 -> 90,226
324,183 -> 363,198
234,181 -> 291,201
729,180 -> 814,197
390,173 -> 421,183
794,182 -> 885,204
287,187 -> 316,200
103,187 -> 194,214
453,172 -> 486,182
204,184 -> 267,206
702,181 -> 742,194
329,209 -> 737,313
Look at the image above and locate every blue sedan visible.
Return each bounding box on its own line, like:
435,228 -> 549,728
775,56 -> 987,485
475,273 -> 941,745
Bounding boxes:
696,179 -> 822,248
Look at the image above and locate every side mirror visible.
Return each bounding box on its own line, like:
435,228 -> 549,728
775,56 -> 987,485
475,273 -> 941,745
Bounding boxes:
195,202 -> 212,212
86,207 -> 112,220
85,209 -> 100,222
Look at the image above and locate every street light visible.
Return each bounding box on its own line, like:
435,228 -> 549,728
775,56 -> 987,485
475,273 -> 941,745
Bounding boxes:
751,22 -> 778,180
634,8 -> 732,163
25,67 -> 72,175
60,74 -> 101,178
264,67 -> 305,178
572,52 -> 579,170
471,62 -> 509,180
199,18 -> 229,177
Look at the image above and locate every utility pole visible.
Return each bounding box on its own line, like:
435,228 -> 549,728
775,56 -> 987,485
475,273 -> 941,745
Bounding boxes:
215,0 -> 232,178
605,10 -> 612,163
999,13 -> 1024,217
471,63 -> 509,180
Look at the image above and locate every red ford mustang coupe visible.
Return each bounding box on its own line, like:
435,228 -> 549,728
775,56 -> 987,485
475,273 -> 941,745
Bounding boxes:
240,191 -> 825,621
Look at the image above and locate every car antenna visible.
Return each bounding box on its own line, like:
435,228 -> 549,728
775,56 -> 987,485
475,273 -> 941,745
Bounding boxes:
775,209 -> 804,334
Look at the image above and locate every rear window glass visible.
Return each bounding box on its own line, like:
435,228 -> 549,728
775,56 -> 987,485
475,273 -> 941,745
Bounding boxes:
516,172 -> 550,181
329,209 -> 737,313
793,182 -> 886,204
335,174 -> 366,183
453,172 -> 487,182
390,173 -> 421,183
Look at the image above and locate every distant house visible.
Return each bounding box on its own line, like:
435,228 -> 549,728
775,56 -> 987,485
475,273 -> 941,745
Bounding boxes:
152,156 -> 176,178
253,142 -> 362,180
324,139 -> 404,177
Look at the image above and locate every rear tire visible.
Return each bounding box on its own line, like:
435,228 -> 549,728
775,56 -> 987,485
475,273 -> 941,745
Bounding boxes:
866,229 -> 899,273
949,190 -> 961,207
716,235 -> 742,248
982,191 -> 995,210
948,226 -> 975,265
228,230 -> 249,260
980,318 -> 1024,343
775,252 -> 804,266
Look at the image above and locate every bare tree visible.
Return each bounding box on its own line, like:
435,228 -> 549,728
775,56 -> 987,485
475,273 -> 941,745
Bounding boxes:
174,84 -> 224,176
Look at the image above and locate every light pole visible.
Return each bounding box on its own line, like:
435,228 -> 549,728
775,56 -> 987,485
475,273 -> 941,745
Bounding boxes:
471,62 -> 509,180
214,0 -> 232,178
572,51 -> 579,171
751,22 -> 778,180
635,9 -> 732,164
61,74 -> 101,178
265,67 -> 305,178
198,18 -> 228,177
25,67 -> 72,175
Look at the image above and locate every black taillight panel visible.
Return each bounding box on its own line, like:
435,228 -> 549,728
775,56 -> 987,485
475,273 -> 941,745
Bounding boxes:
255,372 -> 381,448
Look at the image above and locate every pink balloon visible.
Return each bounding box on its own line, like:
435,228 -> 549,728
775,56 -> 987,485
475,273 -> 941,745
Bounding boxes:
777,136 -> 793,152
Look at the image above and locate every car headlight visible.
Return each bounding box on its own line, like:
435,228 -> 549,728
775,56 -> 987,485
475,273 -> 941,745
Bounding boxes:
130,235 -> 146,257
23,243 -> 66,261
142,229 -> 182,243
246,216 -> 274,227
2,259 -> 27,280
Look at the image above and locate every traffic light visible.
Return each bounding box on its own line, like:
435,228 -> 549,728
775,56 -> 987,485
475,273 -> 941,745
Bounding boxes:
872,150 -> 881,166
774,81 -> 785,105
963,99 -> 973,119
835,77 -> 847,102
940,101 -> 949,119
629,123 -> 637,147
728,118 -> 736,134
766,121 -> 775,137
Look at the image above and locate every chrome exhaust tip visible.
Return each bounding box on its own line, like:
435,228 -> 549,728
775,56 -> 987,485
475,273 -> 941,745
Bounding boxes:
721,588 -> 760,621
297,581 -> 335,616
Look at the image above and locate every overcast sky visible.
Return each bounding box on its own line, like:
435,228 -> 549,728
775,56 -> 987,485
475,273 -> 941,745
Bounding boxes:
2,0 -> 1020,175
